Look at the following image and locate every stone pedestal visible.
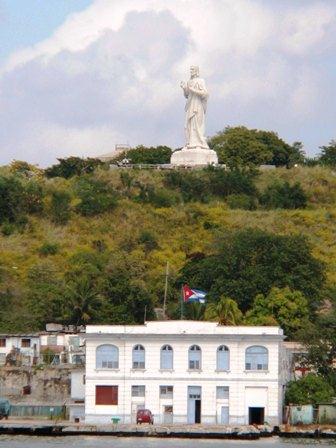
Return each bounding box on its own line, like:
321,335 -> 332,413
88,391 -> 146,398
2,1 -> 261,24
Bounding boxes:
170,147 -> 218,166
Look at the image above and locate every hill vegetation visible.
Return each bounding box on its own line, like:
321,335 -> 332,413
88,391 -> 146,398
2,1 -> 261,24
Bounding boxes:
1,126 -> 336,397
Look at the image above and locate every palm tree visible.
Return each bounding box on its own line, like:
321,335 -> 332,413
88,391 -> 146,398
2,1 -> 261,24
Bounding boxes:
205,296 -> 242,325
65,277 -> 102,328
185,302 -> 206,321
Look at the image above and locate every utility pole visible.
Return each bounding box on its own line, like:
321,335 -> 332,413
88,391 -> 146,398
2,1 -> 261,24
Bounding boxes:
163,261 -> 169,318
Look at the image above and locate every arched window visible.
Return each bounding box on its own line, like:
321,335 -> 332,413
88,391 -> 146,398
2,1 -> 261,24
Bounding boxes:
245,346 -> 268,371
217,345 -> 230,370
96,344 -> 119,369
160,345 -> 173,370
132,344 -> 145,369
188,345 -> 201,370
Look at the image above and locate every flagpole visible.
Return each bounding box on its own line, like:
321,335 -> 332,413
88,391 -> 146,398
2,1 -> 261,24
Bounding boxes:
180,285 -> 184,320
163,261 -> 169,319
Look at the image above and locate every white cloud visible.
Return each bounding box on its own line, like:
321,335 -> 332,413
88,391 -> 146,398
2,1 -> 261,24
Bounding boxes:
1,0 -> 336,165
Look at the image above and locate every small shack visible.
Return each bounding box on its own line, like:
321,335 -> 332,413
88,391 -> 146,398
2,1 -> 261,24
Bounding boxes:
318,404 -> 336,424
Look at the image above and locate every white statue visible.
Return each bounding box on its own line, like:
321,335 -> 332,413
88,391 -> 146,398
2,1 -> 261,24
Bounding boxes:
180,66 -> 209,149
170,66 -> 218,166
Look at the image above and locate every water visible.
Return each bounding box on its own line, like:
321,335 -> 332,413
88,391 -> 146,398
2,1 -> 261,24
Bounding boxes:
0,437 -> 335,448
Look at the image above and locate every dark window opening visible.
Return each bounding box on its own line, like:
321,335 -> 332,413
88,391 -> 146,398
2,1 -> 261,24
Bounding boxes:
21,339 -> 31,348
248,407 -> 264,425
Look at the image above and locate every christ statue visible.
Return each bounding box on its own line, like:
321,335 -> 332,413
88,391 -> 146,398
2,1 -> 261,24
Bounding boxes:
180,66 -> 209,149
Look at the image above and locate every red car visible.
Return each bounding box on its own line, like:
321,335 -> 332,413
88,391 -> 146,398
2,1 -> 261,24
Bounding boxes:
136,409 -> 154,424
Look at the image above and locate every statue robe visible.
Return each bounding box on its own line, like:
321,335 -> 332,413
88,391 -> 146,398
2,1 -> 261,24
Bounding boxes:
184,77 -> 209,149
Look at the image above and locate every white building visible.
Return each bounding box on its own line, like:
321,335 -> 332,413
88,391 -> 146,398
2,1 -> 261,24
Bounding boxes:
85,321 -> 288,425
0,334 -> 40,366
39,332 -> 85,365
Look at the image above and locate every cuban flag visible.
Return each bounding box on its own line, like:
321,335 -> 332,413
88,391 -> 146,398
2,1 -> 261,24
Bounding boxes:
182,284 -> 207,304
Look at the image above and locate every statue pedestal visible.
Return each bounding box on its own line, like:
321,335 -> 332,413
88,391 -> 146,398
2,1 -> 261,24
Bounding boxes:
170,147 -> 218,166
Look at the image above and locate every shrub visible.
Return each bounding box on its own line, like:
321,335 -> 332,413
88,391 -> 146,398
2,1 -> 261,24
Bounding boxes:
136,183 -> 179,207
164,171 -> 210,202
165,168 -> 257,202
138,230 -> 159,252
38,242 -> 59,256
0,175 -> 26,224
260,181 -> 307,209
207,168 -> 257,197
285,374 -> 334,405
45,157 -> 106,179
49,190 -> 71,225
1,222 -> 15,236
111,145 -> 172,164
227,194 -> 257,210
75,177 -> 118,216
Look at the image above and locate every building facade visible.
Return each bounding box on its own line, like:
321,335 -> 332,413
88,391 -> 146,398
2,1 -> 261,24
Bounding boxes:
0,334 -> 40,366
85,321 -> 287,425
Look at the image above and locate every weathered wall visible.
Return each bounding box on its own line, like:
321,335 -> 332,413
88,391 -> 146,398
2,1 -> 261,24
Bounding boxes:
0,366 -> 79,404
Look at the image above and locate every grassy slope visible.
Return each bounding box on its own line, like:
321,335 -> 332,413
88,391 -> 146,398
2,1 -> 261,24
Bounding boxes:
1,166 -> 336,309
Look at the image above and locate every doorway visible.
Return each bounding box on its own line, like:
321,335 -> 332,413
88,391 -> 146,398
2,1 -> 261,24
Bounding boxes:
163,405 -> 173,424
187,386 -> 201,424
249,407 -> 265,425
221,406 -> 229,424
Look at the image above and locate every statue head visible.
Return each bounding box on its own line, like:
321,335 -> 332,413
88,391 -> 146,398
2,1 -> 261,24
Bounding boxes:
190,66 -> 199,78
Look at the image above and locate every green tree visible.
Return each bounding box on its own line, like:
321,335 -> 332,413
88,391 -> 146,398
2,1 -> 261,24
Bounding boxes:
255,131 -> 304,168
260,181 -> 307,209
208,126 -> 272,172
23,179 -> 44,214
298,311 -> 336,389
245,287 -> 310,338
24,261 -> 65,329
179,229 -> 325,312
0,175 -> 25,224
64,277 -> 102,327
10,160 -> 43,177
45,157 -> 106,178
319,140 -> 336,166
205,296 -> 243,325
49,190 -> 71,224
285,374 -> 334,405
111,145 -> 172,164
184,302 -> 206,321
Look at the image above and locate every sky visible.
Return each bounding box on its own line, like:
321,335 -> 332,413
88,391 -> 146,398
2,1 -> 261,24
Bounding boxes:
0,0 -> 335,167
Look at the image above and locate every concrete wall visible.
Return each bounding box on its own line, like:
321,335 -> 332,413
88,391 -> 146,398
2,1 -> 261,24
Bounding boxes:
0,366 -> 79,404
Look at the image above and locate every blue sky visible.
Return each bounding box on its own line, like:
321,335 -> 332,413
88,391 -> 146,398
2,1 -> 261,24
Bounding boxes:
0,0 -> 335,166
0,0 -> 92,62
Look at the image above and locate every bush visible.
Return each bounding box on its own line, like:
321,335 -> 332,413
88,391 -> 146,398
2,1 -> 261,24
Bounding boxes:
164,171 -> 210,202
207,168 -> 257,197
138,230 -> 159,252
49,190 -> 71,225
1,222 -> 15,236
75,177 -> 118,216
227,194 -> 257,210
45,157 -> 106,179
111,145 -> 172,164
23,179 -> 44,214
165,168 -> 257,202
285,374 -> 334,405
0,175 -> 26,224
260,181 -> 307,209
38,242 -> 59,256
136,183 -> 179,207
